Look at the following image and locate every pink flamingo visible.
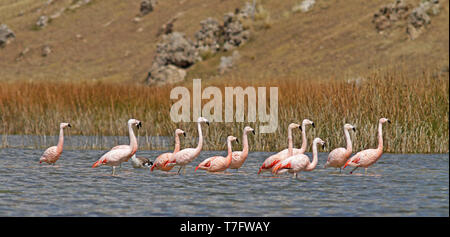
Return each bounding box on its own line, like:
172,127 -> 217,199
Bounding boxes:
150,128 -> 186,172
166,117 -> 209,174
91,119 -> 141,175
323,123 -> 356,172
272,137 -> 326,178
275,119 -> 316,157
229,126 -> 255,171
343,118 -> 391,174
39,123 -> 71,165
195,136 -> 238,173
258,119 -> 315,174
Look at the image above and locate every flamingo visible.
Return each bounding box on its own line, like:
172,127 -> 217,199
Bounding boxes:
343,118 -> 391,174
91,119 -> 142,175
166,117 -> 209,174
195,136 -> 238,173
275,119 -> 316,157
229,126 -> 255,171
39,122 -> 71,165
130,154 -> 153,169
323,123 -> 356,172
272,137 -> 326,178
257,119 -> 314,174
150,128 -> 186,172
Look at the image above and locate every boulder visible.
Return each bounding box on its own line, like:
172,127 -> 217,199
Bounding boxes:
36,15 -> 49,28
153,32 -> 200,68
0,24 -> 15,48
41,45 -> 52,57
140,0 -> 153,16
147,65 -> 186,85
407,0 -> 439,40
372,0 -> 410,32
222,12 -> 250,51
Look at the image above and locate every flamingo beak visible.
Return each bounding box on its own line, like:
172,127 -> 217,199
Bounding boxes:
68,124 -> 71,128
206,121 -> 210,126
312,122 -> 315,128
137,122 -> 142,129
183,132 -> 186,137
322,143 -> 326,149
299,126 -> 302,131
352,127 -> 356,132
236,138 -> 239,144
252,130 -> 255,135
387,119 -> 391,124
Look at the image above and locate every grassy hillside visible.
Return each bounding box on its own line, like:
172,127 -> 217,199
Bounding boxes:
1,0 -> 448,82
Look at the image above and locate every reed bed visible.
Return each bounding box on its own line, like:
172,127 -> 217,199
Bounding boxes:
0,69 -> 448,153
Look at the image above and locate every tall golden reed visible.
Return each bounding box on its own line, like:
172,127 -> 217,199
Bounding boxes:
0,69 -> 448,153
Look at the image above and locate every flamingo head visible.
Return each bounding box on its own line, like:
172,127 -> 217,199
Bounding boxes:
344,123 -> 356,132
302,119 -> 315,128
128,119 -> 142,129
227,135 -> 239,144
244,126 -> 255,135
288,123 -> 302,131
380,118 -> 391,124
175,128 -> 186,137
313,137 -> 326,149
197,117 -> 210,126
60,123 -> 71,129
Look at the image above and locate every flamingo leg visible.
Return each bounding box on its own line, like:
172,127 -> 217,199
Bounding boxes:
112,166 -> 117,175
339,168 -> 342,173
350,167 -> 359,174
177,166 -> 182,174
364,168 -> 368,174
183,166 -> 187,175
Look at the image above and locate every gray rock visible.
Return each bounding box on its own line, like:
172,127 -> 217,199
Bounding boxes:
153,32 -> 200,68
407,0 -> 439,40
218,50 -> 241,74
36,15 -> 49,28
147,65 -> 186,85
222,12 -> 250,51
372,0 -> 410,32
195,17 -> 222,53
41,45 -> 52,57
140,0 -> 153,16
0,24 -> 15,48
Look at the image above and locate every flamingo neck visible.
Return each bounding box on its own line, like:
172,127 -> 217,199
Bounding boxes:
377,122 -> 383,154
173,132 -> 181,154
241,131 -> 249,158
344,128 -> 352,155
306,141 -> 319,171
193,122 -> 203,156
225,139 -> 233,168
128,123 -> 138,155
56,127 -> 64,154
288,127 -> 293,156
300,124 -> 307,153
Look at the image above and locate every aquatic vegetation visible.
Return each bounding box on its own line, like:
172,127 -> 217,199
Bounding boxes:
0,68 -> 448,153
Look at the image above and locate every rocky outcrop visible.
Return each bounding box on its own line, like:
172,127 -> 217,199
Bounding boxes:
372,0 -> 440,40
372,0 -> 410,32
147,32 -> 200,84
407,0 -> 440,40
153,32 -> 200,68
146,65 -> 186,86
0,24 -> 15,48
222,12 -> 250,51
140,0 -> 153,16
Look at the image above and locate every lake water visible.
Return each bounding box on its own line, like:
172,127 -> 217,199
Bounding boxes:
0,148 -> 448,216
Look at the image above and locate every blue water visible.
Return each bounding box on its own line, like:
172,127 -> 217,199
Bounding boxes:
0,148 -> 448,216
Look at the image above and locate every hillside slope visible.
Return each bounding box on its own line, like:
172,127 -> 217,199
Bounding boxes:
0,0 -> 448,83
